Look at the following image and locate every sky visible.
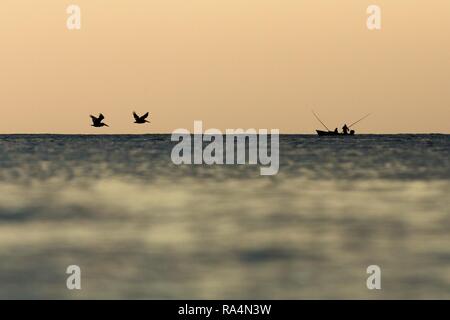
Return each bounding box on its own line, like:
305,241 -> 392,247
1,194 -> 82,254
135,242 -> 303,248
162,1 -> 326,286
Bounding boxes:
0,0 -> 449,134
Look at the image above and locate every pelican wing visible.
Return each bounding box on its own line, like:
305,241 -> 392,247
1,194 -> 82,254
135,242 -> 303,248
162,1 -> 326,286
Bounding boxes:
98,113 -> 105,121
133,112 -> 139,121
142,112 -> 149,120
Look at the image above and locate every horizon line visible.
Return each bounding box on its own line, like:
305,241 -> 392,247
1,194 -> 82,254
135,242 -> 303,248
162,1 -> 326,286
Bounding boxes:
0,132 -> 448,135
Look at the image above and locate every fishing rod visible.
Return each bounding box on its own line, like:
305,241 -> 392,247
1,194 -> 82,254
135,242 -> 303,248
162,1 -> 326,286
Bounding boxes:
349,113 -> 371,128
311,110 -> 330,131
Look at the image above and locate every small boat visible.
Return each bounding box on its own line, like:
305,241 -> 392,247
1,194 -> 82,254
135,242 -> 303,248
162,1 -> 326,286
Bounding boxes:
316,130 -> 355,136
312,110 -> 370,137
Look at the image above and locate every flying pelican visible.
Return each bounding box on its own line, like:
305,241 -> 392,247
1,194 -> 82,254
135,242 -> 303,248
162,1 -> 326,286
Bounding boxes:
90,113 -> 109,127
133,111 -> 150,124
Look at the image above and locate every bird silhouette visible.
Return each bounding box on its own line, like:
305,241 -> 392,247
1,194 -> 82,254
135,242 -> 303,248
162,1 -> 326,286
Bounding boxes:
90,113 -> 109,127
133,111 -> 150,124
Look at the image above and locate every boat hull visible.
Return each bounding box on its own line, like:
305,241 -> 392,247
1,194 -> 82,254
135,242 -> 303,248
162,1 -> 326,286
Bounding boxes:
316,130 -> 355,136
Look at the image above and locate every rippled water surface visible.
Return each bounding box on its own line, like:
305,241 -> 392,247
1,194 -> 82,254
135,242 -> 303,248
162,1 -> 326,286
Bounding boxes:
0,134 -> 449,299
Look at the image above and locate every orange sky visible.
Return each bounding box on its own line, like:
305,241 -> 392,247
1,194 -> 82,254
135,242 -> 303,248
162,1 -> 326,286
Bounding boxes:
0,0 -> 449,133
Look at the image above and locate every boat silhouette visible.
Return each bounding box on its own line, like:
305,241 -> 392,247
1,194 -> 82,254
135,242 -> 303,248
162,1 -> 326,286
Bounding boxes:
312,111 -> 370,136
316,130 -> 355,136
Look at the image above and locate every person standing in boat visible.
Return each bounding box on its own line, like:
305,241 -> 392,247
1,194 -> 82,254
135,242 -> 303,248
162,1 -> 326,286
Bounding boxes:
342,124 -> 350,135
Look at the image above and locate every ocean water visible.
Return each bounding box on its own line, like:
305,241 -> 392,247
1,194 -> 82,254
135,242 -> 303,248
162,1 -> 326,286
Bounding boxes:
0,134 -> 449,299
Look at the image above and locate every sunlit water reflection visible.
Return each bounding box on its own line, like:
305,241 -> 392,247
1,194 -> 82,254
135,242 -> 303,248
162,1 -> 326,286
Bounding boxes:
0,134 -> 449,299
